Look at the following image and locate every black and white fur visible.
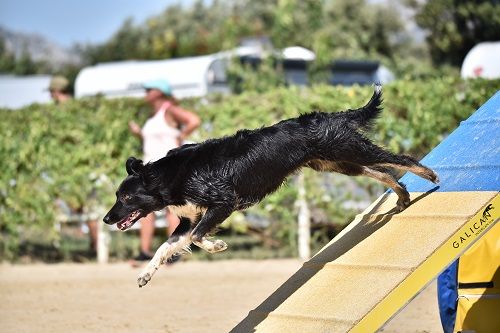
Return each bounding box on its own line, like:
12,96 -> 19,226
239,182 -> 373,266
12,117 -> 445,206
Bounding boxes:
103,85 -> 439,287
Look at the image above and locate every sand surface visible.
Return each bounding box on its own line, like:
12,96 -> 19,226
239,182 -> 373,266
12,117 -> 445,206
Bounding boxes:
0,259 -> 442,332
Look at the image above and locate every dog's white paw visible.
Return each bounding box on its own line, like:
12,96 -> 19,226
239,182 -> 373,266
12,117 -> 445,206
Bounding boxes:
211,239 -> 228,253
138,263 -> 159,287
137,272 -> 151,288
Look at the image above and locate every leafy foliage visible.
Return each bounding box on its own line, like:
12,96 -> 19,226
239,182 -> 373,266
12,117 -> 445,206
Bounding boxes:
0,98 -> 147,258
80,0 -> 428,77
4,0 -> 495,79
0,38 -> 52,75
227,58 -> 288,94
2,77 -> 497,259
413,0 -> 500,66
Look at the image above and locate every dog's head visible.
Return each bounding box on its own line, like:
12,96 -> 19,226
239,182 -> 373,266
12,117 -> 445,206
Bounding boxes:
103,157 -> 164,231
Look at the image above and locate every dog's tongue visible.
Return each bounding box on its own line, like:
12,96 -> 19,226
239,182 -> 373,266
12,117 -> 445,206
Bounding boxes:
117,211 -> 139,231
117,219 -> 131,231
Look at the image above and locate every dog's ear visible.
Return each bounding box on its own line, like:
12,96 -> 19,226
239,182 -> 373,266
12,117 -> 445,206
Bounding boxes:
126,157 -> 144,175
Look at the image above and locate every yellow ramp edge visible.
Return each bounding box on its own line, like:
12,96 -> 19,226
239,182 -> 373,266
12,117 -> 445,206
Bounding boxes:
231,191 -> 499,333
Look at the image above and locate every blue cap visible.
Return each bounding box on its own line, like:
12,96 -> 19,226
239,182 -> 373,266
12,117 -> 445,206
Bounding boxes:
143,79 -> 172,96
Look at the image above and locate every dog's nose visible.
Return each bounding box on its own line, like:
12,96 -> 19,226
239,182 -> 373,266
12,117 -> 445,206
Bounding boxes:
103,215 -> 110,224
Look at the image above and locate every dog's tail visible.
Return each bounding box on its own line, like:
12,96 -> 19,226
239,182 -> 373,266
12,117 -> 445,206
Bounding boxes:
345,84 -> 383,130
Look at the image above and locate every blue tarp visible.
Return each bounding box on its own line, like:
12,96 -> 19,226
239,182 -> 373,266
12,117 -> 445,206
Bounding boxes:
400,91 -> 500,193
438,261 -> 459,333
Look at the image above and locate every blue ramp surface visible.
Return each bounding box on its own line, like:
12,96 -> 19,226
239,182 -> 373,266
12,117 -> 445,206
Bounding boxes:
401,91 -> 500,192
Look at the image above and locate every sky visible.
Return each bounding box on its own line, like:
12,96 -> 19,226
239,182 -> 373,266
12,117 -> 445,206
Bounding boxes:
0,0 -> 190,47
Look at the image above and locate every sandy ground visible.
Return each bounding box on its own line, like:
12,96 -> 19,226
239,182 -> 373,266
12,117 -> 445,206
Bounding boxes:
0,260 -> 442,333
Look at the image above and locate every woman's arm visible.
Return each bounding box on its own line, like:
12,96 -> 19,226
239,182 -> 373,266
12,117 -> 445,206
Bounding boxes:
167,106 -> 201,143
128,121 -> 143,140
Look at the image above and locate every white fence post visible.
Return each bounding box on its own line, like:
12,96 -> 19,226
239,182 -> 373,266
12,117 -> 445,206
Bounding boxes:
297,173 -> 311,260
97,217 -> 109,264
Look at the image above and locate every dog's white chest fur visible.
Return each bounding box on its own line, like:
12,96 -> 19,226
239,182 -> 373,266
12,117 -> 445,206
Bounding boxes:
168,202 -> 207,220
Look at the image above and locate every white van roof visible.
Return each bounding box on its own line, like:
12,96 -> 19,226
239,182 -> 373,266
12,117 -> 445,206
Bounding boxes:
461,41 -> 500,79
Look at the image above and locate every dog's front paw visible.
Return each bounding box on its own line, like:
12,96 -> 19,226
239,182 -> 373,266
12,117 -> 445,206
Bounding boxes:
137,272 -> 152,288
212,239 -> 228,253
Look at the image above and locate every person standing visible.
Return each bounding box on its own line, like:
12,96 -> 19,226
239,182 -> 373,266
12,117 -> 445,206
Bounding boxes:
129,79 -> 201,264
48,75 -> 72,104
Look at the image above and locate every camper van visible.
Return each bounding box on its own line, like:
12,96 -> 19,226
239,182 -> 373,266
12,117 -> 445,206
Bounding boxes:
75,54 -> 231,99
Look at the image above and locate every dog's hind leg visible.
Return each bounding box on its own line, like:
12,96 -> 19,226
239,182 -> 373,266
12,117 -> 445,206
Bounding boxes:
137,218 -> 192,287
375,158 -> 439,184
349,138 -> 439,184
307,160 -> 410,212
359,166 -> 411,212
333,161 -> 411,211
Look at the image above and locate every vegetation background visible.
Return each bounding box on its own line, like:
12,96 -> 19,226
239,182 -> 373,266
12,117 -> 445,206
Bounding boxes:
2,0 -> 499,80
1,0 -> 499,261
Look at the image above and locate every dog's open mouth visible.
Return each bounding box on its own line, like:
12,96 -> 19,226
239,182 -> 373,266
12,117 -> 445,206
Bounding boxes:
117,210 -> 142,231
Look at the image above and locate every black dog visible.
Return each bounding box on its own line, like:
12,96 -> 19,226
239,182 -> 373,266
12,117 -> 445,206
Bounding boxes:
104,85 -> 438,287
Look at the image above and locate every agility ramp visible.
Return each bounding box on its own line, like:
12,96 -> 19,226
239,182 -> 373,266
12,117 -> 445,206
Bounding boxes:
231,91 -> 500,333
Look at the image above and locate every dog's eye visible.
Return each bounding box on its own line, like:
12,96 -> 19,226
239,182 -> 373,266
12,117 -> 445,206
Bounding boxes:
122,194 -> 132,202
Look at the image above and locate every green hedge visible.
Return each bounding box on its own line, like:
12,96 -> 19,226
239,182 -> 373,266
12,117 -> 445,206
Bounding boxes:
1,77 -> 498,259
0,98 -> 148,257
196,77 -> 499,156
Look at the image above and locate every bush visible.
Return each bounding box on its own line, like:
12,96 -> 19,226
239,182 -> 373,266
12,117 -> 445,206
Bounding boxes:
0,97 -> 147,258
1,77 -> 498,260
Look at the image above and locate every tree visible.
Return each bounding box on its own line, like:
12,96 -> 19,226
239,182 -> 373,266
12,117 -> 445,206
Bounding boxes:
0,38 -> 16,73
271,0 -> 323,48
313,0 -> 405,62
13,47 -> 38,75
81,18 -> 143,64
0,38 -> 57,75
415,0 -> 500,66
78,0 -> 420,78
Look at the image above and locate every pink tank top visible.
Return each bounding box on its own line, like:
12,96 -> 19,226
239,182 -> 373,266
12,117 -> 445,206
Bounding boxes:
142,102 -> 180,162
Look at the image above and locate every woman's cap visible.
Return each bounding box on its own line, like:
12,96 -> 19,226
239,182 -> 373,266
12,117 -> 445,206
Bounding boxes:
143,79 -> 172,96
48,76 -> 70,92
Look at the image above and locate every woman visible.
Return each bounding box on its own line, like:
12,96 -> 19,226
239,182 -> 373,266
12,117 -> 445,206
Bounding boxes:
129,79 -> 201,264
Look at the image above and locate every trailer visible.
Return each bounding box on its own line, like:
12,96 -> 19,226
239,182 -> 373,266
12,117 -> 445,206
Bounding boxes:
74,54 -> 231,99
461,41 -> 500,79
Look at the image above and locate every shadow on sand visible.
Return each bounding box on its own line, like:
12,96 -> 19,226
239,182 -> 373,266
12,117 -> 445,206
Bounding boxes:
230,186 -> 439,332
